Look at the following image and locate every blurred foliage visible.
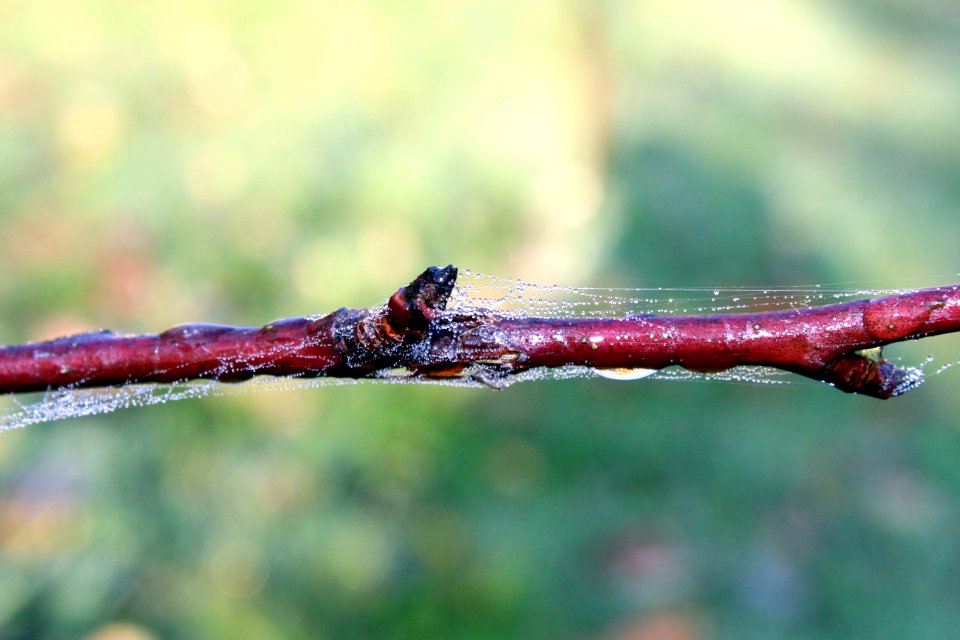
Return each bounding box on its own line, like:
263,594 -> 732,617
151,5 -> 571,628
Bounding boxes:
3,0 -> 960,638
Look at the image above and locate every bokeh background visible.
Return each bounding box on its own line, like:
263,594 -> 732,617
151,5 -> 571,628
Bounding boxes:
2,1 -> 960,638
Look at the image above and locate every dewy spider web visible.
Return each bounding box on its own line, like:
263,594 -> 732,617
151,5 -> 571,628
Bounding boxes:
448,269 -> 955,385
1,269 -> 958,431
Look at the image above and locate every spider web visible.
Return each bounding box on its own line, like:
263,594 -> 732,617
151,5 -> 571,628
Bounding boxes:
0,269 -> 956,431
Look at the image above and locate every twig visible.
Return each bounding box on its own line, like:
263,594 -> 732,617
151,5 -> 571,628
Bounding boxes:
2,266 -> 959,399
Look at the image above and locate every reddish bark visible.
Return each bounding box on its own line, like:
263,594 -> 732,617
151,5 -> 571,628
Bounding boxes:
2,266 -> 958,398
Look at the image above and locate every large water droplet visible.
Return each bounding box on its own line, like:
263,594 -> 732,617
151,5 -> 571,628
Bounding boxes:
593,367 -> 658,381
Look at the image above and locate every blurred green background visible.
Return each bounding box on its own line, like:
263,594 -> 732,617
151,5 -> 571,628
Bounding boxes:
3,1 -> 960,638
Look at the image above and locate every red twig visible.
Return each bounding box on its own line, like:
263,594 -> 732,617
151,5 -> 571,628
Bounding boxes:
2,266 -> 959,399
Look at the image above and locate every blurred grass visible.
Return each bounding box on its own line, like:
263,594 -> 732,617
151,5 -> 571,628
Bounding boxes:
3,1 -> 960,638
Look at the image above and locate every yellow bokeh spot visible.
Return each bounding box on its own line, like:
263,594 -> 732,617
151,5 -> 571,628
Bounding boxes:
58,87 -> 126,169
85,623 -> 157,640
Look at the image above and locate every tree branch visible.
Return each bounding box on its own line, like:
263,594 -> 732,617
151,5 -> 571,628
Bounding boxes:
2,265 -> 958,398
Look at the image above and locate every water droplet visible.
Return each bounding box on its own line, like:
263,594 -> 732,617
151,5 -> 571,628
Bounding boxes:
593,367 -> 658,381
927,354 -> 935,362
713,290 -> 720,296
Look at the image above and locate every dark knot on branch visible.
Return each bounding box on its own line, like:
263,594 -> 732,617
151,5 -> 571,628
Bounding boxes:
334,265 -> 459,372
384,265 -> 457,342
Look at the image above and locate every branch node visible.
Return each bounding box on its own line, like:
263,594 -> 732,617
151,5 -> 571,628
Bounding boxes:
821,350 -> 923,399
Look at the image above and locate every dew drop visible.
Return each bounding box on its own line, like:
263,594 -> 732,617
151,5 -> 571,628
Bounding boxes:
593,367 -> 658,381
